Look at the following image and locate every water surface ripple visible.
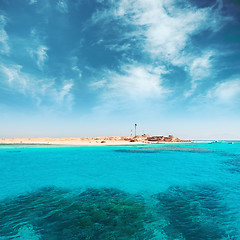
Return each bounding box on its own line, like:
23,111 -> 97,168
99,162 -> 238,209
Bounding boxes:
0,142 -> 239,239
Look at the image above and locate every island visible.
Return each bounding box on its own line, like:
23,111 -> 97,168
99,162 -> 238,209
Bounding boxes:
0,135 -> 190,146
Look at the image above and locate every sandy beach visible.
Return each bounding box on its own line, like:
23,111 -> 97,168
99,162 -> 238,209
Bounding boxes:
0,135 -> 190,146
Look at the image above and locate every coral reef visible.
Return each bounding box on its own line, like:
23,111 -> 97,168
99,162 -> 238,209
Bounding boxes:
153,186 -> 237,239
0,187 -> 147,240
0,186 -> 237,239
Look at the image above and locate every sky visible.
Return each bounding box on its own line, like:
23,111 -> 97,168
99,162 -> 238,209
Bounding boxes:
0,0 -> 240,139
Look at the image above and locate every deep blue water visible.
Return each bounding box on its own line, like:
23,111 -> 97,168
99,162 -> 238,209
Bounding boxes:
0,142 -> 240,239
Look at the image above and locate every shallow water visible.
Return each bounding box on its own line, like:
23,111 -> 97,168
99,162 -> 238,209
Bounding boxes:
0,142 -> 240,239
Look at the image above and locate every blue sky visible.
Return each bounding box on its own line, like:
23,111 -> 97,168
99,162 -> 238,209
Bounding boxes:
0,0 -> 240,139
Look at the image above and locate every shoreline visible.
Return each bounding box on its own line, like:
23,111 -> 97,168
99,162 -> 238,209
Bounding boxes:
0,136 -> 190,146
0,142 -> 148,147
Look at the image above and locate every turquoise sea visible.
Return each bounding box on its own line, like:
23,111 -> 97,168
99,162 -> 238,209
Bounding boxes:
0,142 -> 240,239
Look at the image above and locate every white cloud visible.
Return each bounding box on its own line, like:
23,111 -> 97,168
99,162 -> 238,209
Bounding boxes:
0,63 -> 74,109
0,64 -> 22,85
72,66 -> 82,78
0,15 -> 10,55
56,80 -> 74,103
90,64 -> 169,100
35,45 -> 48,69
29,45 -> 48,69
57,0 -> 68,13
207,78 -> 240,104
29,0 -> 38,5
189,52 -> 214,80
185,51 -> 215,97
106,43 -> 131,52
28,30 -> 49,69
89,79 -> 107,89
130,1 -> 209,60
0,63 -> 43,95
91,0 -> 226,99
92,0 -> 222,62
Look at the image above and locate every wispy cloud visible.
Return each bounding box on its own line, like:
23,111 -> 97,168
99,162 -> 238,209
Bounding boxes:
91,0 -> 226,99
92,0 -> 223,61
207,77 -> 240,104
89,79 -> 106,89
30,45 -> 49,69
185,51 -> 215,97
56,0 -> 68,13
0,64 -> 22,85
105,43 -> 131,52
0,15 -> 10,55
72,66 -> 82,78
28,29 -> 49,69
70,56 -> 82,78
29,0 -> 38,5
90,64 -> 170,100
56,80 -> 74,107
0,63 -> 74,109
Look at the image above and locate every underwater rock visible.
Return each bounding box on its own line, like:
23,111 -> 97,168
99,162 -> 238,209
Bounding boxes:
223,154 -> 240,173
16,225 -> 40,240
117,147 -> 218,154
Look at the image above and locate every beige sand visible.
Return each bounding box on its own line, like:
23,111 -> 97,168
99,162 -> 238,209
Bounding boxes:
0,135 -> 189,146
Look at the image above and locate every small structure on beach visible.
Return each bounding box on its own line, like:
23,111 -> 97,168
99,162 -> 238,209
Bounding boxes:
146,135 -> 187,143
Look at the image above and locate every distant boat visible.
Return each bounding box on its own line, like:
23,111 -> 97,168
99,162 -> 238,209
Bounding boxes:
228,142 -> 234,144
209,140 -> 222,144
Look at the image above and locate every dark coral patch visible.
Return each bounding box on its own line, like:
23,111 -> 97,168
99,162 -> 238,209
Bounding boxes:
153,186 -> 238,240
0,186 -> 238,239
0,187 -> 147,239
